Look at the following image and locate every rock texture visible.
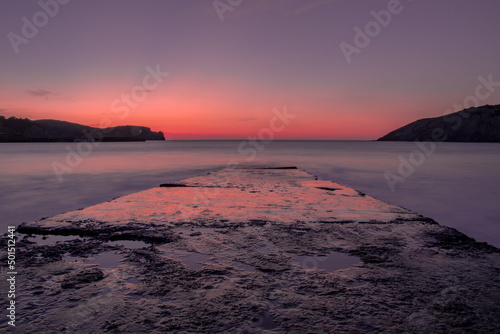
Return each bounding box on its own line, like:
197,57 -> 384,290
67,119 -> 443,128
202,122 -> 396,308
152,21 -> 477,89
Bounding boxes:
377,104 -> 500,142
2,168 -> 500,333
0,117 -> 165,142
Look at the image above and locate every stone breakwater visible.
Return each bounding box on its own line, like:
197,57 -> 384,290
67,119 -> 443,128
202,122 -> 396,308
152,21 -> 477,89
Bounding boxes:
1,167 -> 499,333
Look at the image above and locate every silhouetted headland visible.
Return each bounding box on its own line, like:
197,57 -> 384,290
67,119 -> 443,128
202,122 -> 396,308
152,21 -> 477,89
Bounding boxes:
0,116 -> 165,142
378,104 -> 500,142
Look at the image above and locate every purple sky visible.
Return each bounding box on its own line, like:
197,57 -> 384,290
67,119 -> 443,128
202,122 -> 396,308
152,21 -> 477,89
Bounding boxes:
1,0 -> 499,139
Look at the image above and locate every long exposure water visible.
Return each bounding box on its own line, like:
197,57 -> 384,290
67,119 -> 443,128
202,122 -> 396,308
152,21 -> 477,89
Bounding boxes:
1,140 -> 499,247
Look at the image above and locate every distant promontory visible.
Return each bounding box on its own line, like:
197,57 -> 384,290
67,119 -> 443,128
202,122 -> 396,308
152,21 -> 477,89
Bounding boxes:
0,116 -> 165,142
377,104 -> 500,142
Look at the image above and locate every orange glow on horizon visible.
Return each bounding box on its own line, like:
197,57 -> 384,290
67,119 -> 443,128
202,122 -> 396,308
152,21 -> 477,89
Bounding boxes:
0,72 -> 429,140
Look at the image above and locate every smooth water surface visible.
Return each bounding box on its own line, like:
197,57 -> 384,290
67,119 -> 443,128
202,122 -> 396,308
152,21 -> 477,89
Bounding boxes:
1,140 -> 499,247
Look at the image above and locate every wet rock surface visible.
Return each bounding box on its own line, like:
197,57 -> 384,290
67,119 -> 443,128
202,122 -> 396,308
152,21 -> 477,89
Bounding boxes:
2,168 -> 500,333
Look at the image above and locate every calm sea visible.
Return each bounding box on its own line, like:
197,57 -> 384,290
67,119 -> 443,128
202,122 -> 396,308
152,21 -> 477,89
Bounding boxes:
1,140 -> 499,247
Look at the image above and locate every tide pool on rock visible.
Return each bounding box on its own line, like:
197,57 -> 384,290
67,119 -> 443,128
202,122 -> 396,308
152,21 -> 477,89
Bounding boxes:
4,167 -> 500,333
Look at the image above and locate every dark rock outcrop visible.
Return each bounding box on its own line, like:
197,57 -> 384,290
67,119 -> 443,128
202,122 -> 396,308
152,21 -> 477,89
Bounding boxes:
0,116 -> 165,142
6,168 -> 500,333
377,104 -> 500,142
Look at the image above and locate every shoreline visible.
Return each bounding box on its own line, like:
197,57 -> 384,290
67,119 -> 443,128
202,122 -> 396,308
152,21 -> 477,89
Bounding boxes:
2,167 -> 499,332
2,140 -> 499,248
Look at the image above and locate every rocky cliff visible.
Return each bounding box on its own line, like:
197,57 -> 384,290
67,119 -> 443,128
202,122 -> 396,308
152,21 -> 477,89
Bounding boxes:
0,117 -> 165,142
377,104 -> 500,142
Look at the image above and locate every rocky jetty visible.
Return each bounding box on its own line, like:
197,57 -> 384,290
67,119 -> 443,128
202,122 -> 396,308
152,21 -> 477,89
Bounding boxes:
2,168 -> 499,333
378,104 -> 500,142
0,116 -> 165,142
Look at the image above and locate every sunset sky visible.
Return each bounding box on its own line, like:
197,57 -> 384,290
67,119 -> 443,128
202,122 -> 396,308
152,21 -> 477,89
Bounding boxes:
1,0 -> 499,139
